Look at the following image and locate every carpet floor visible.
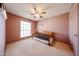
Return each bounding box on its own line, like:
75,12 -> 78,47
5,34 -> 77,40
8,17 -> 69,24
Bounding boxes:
5,38 -> 74,56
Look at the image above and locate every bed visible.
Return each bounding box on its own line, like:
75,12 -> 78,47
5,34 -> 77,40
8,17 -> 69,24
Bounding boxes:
32,31 -> 55,46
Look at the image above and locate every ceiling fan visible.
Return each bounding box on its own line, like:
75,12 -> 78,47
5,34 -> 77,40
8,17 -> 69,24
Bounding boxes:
30,7 -> 46,19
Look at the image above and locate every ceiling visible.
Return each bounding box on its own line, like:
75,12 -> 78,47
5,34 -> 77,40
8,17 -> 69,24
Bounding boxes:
4,3 -> 72,21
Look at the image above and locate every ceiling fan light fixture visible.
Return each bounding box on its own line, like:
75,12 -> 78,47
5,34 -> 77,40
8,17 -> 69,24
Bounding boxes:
35,14 -> 39,17
37,9 -> 41,13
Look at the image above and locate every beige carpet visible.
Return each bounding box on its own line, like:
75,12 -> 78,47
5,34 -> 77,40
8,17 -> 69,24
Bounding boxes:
5,38 -> 74,56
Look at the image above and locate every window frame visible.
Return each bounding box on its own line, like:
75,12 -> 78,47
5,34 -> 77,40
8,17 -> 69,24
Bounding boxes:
20,21 -> 31,37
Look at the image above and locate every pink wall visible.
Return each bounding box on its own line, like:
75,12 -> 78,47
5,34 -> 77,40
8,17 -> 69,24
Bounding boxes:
6,13 -> 37,44
37,13 -> 69,43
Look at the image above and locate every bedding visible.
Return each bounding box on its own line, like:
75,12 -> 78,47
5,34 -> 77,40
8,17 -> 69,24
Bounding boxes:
34,33 -> 49,41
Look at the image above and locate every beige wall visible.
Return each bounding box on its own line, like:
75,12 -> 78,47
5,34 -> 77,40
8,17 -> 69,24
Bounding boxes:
37,13 -> 69,43
6,13 -> 37,44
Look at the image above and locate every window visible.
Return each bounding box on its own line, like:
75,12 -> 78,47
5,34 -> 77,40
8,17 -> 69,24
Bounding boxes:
20,21 -> 31,37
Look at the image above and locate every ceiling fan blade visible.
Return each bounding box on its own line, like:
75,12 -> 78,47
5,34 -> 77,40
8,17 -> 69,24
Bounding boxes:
30,14 -> 34,15
34,16 -> 36,19
39,15 -> 43,18
34,8 -> 36,11
32,4 -> 37,11
41,12 -> 46,14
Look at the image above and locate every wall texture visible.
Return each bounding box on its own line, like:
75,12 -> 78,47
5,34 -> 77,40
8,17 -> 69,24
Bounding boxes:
37,13 -> 69,43
6,13 -> 37,44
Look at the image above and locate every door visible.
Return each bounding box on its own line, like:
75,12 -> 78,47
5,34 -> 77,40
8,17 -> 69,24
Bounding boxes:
76,4 -> 79,56
69,4 -> 79,56
0,14 -> 5,56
